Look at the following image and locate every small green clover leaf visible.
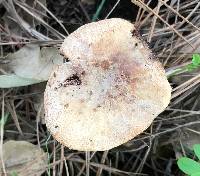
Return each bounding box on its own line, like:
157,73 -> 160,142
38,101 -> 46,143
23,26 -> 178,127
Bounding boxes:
186,54 -> 200,72
194,144 -> 200,161
167,53 -> 200,78
177,157 -> 200,175
192,54 -> 200,66
191,172 -> 200,176
178,144 -> 200,176
11,171 -> 18,176
186,64 -> 197,72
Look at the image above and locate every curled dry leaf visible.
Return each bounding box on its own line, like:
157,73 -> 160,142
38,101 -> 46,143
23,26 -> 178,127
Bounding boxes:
44,18 -> 171,151
0,44 -> 63,88
0,74 -> 42,88
0,140 -> 47,176
7,44 -> 63,80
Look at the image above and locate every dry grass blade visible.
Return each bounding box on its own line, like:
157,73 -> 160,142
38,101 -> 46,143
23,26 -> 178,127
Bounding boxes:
132,0 -> 148,11
136,133 -> 152,173
172,74 -> 200,98
86,151 -> 90,176
172,79 -> 200,99
53,140 -> 56,176
59,145 -> 65,176
64,157 -> 70,176
2,0 -> 51,40
105,0 -> 121,19
0,90 -> 7,176
178,2 -> 200,28
132,120 -> 200,144
166,108 -> 200,114
158,0 -> 200,33
36,0 -> 69,35
15,0 -> 65,39
154,121 -> 200,137
134,0 -> 168,28
77,163 -> 86,176
132,0 -> 194,49
96,150 -> 109,176
36,102 -> 43,148
147,1 -> 162,42
78,1 -> 91,22
67,158 -> 148,175
138,0 -> 151,25
6,100 -> 23,136
178,31 -> 200,50
0,40 -> 63,46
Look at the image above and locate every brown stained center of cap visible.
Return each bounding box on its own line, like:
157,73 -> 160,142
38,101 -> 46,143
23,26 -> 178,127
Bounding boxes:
86,52 -> 143,104
100,60 -> 110,70
112,53 -> 143,94
92,60 -> 111,70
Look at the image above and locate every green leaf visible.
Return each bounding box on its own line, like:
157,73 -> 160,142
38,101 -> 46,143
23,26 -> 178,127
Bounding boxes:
186,64 -> 197,72
191,172 -> 200,176
0,112 -> 9,126
11,171 -> 18,176
177,157 -> 200,175
194,144 -> 200,160
0,74 -> 43,88
192,54 -> 200,66
92,0 -> 107,21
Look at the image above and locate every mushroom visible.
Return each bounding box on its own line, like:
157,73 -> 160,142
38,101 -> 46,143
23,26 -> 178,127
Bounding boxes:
44,18 -> 171,151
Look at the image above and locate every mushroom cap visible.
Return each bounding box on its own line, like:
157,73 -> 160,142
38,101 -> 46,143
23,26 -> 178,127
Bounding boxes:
44,18 -> 171,151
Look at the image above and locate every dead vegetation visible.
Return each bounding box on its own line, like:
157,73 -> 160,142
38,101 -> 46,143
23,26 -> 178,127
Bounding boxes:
0,0 -> 200,175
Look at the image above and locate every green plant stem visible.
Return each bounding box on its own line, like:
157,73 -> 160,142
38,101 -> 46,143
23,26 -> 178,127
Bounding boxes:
45,134 -> 51,176
92,0 -> 107,21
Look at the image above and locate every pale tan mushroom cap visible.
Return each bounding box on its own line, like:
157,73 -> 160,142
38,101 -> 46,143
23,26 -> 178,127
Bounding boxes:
44,18 -> 171,151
